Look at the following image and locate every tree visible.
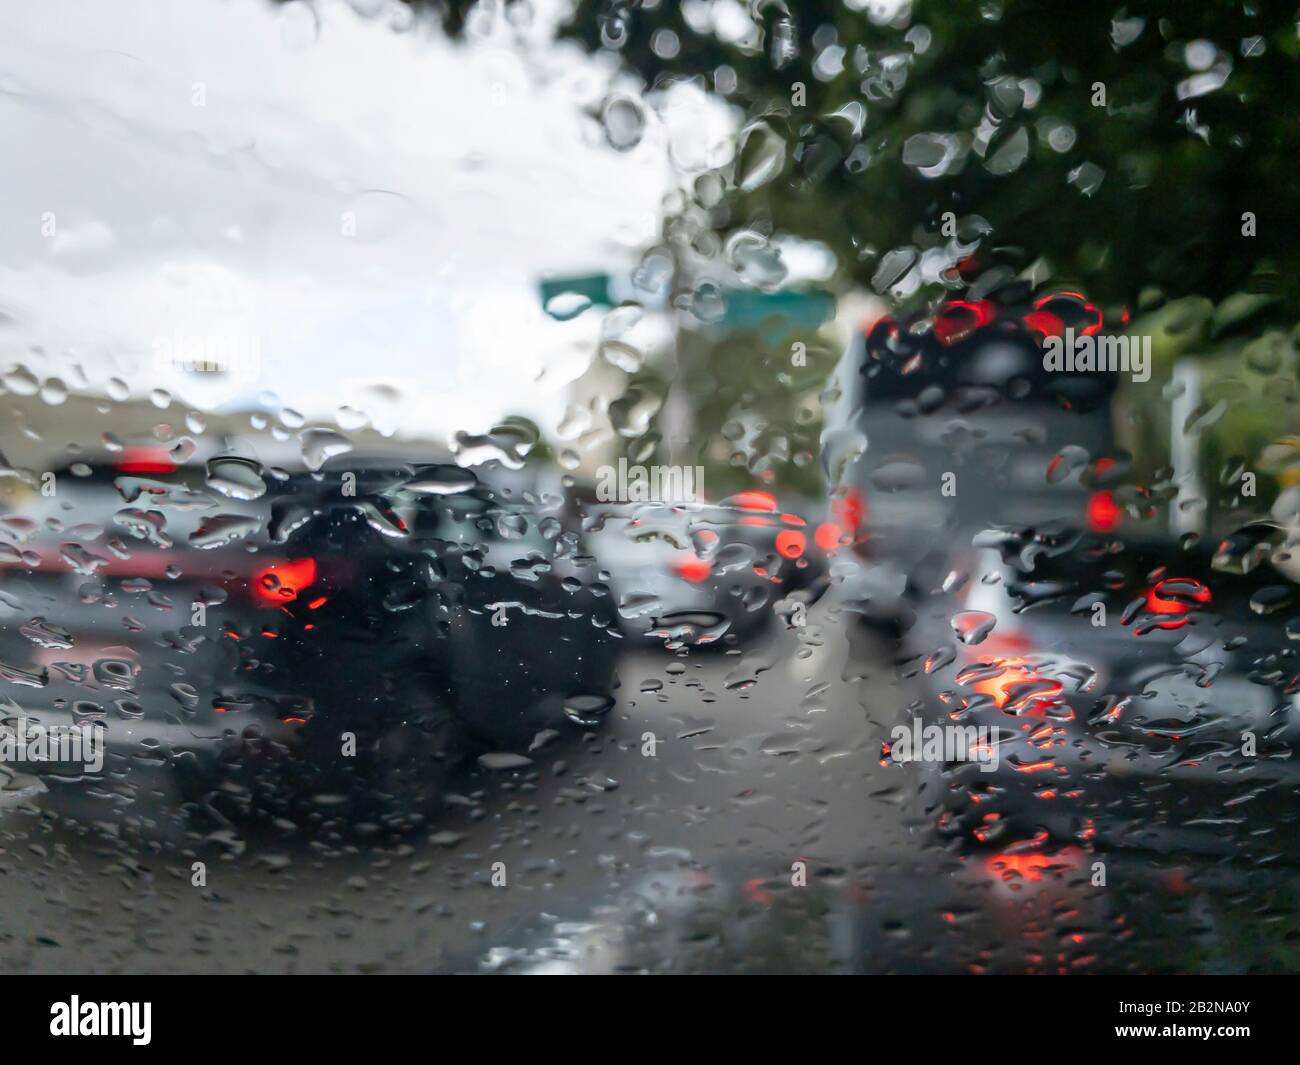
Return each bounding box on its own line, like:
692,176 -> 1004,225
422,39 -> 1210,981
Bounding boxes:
556,0 -> 1296,320
338,0 -> 1299,512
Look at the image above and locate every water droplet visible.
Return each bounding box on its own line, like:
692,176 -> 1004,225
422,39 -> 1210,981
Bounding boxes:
736,121 -> 786,192
602,94 -> 646,152
478,752 -> 533,771
300,428 -> 353,472
544,292 -> 592,321
951,610 -> 997,645
206,456 -> 267,500
190,513 -> 262,549
401,466 -> 478,495
563,694 -> 615,727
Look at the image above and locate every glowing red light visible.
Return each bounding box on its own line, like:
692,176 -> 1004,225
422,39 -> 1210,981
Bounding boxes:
1022,310 -> 1065,342
775,529 -> 806,559
1033,291 -> 1104,336
1086,490 -> 1122,532
983,846 -> 1085,883
831,487 -> 866,534
1144,578 -> 1211,616
731,490 -> 778,513
815,521 -> 845,552
253,557 -> 318,605
672,556 -> 711,583
967,656 -> 1063,713
933,299 -> 997,346
116,447 -> 177,475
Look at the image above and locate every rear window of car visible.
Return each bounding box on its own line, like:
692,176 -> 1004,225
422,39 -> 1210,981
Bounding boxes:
853,333 -> 1117,412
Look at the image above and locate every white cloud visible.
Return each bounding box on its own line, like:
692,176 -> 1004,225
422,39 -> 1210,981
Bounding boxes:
0,0 -> 669,442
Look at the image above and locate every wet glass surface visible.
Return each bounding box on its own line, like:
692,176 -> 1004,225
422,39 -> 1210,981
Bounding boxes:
0,0 -> 1295,974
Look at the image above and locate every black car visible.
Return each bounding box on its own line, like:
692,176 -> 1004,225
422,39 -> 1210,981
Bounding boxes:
183,459 -> 623,822
3,456 -> 620,834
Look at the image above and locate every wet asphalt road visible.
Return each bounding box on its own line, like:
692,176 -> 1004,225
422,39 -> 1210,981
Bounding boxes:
0,592 -> 1295,974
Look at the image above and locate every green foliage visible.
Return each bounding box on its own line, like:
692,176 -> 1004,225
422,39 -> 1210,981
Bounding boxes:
677,320 -> 839,500
358,0 -> 1299,502
560,0 -> 1298,316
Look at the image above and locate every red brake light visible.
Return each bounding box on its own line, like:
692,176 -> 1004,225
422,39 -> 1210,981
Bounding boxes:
1086,490 -> 1122,533
831,487 -> 865,533
730,490 -> 777,513
672,556 -> 711,583
932,299 -> 996,347
1022,309 -> 1065,342
1032,291 -> 1103,336
117,447 -> 177,475
814,521 -> 846,552
253,558 -> 318,605
1143,578 -> 1211,616
775,529 -> 805,559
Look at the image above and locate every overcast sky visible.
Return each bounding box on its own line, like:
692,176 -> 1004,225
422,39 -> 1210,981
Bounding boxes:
0,0 -> 696,446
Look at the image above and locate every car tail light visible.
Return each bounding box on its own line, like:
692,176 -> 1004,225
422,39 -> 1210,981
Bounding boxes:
116,447 -> 177,475
1032,291 -> 1103,336
252,557 -> 318,606
826,486 -> 869,557
814,521 -> 848,552
671,555 -> 711,583
833,487 -> 865,532
1086,489 -> 1122,533
1022,309 -> 1064,342
932,299 -> 996,347
1144,577 -> 1210,613
1134,577 -> 1211,630
774,529 -> 805,559
729,490 -> 778,513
